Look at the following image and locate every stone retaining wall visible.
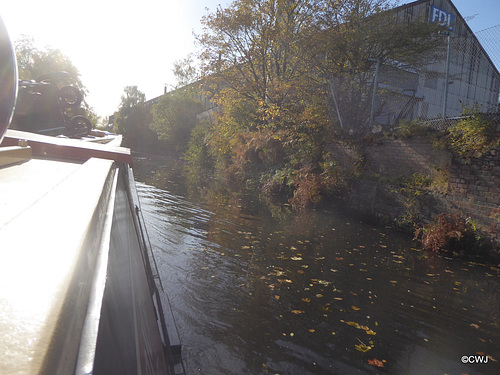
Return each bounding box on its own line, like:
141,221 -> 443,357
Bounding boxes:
335,136 -> 500,245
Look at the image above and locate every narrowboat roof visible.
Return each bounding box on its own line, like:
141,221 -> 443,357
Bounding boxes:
0,150 -> 117,374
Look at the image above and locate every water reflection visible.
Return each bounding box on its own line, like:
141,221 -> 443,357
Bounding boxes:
135,156 -> 500,375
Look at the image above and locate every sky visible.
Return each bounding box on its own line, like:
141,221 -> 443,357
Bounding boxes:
2,0 -> 499,120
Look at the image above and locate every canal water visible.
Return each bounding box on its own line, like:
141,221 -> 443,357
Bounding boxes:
133,156 -> 500,375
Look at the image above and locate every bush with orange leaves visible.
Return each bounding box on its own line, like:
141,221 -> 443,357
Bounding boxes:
289,166 -> 324,208
288,164 -> 350,208
414,213 -> 471,253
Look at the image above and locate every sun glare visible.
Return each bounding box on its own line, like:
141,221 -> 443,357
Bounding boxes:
2,0 -> 196,117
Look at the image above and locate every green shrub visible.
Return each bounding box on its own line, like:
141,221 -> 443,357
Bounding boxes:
184,121 -> 214,170
390,173 -> 432,228
447,105 -> 499,159
394,119 -> 429,138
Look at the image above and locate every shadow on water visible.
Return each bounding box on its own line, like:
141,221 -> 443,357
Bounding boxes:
134,155 -> 500,375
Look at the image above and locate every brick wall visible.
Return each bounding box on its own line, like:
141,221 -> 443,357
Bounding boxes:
341,136 -> 500,245
446,148 -> 500,241
365,136 -> 451,179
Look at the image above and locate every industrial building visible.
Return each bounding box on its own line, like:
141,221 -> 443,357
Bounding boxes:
376,0 -> 499,126
145,0 -> 499,130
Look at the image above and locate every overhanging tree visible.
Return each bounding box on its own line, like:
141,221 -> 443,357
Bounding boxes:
192,0 -> 447,204
198,0 -> 445,136
197,0 -> 330,168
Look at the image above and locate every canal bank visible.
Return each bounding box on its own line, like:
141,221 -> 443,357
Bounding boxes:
326,133 -> 500,257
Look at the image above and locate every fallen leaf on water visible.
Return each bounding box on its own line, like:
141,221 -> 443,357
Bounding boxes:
390,280 -> 397,284
308,329 -> 315,333
334,297 -> 343,301
316,294 -> 324,298
470,323 -> 479,329
270,270 -> 285,277
302,298 -> 311,303
297,269 -> 305,274
351,306 -> 361,311
291,257 -> 303,261
367,358 -> 385,367
366,329 -> 377,335
274,295 -> 280,300
291,310 -> 305,314
355,343 -> 372,352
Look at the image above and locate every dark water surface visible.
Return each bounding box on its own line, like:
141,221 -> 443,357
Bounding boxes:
133,156 -> 500,375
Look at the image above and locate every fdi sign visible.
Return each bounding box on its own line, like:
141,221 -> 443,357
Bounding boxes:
429,5 -> 456,30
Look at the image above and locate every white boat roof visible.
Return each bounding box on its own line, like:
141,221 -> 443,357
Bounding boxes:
0,155 -> 116,374
0,129 -> 134,374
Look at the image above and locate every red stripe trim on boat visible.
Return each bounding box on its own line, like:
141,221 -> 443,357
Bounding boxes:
1,129 -> 133,166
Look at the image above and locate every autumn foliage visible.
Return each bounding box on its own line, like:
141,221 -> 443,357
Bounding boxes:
183,0 -> 446,207
414,213 -> 471,253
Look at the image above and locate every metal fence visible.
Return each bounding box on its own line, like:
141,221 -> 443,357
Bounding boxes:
369,21 -> 500,131
476,25 -> 500,78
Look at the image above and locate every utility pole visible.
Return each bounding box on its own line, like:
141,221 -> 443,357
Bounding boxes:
442,31 -> 452,118
369,58 -> 381,130
429,5 -> 456,119
329,78 -> 344,129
